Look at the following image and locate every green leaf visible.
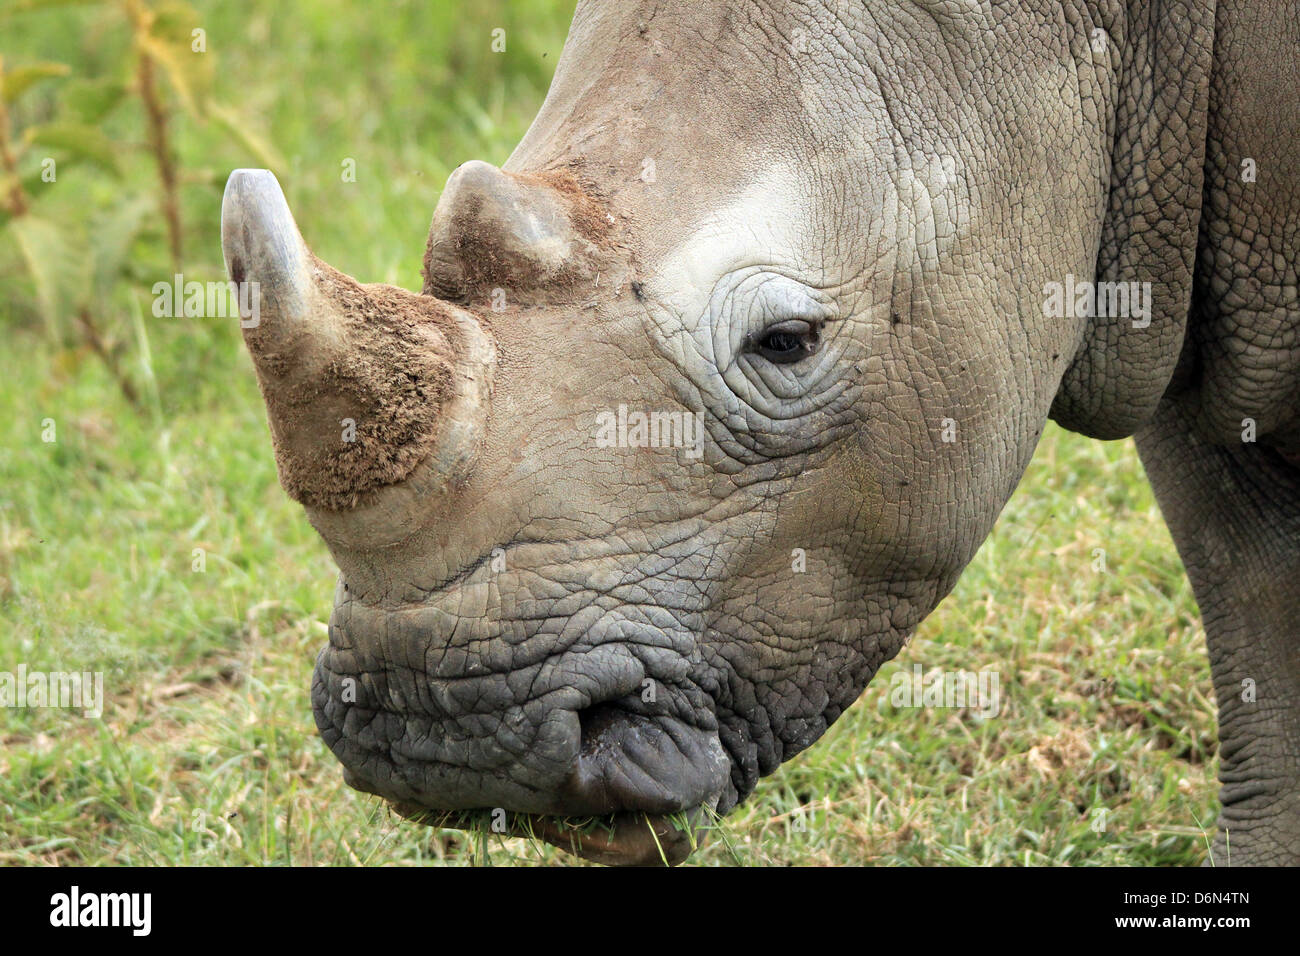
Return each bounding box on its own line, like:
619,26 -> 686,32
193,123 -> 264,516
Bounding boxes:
23,122 -> 122,176
63,76 -> 127,124
150,0 -> 202,44
4,215 -> 84,337
88,194 -> 155,300
139,3 -> 213,119
0,166 -> 65,227
207,102 -> 286,176
0,0 -> 105,17
2,62 -> 71,103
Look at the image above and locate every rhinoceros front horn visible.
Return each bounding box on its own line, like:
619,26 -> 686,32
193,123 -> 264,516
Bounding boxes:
221,169 -> 494,520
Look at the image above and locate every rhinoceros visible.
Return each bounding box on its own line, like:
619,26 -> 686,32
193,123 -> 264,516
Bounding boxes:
220,0 -> 1300,865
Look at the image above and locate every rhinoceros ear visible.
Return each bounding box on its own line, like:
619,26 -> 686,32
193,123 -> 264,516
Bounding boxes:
1049,1 -> 1214,440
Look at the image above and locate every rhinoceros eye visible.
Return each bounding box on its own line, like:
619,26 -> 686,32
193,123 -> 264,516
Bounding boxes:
752,319 -> 821,365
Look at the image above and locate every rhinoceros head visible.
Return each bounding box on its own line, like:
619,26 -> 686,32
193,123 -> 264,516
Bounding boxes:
223,1 -> 1199,863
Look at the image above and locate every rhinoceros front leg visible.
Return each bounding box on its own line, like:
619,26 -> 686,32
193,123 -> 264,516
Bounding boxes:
1136,398 -> 1300,865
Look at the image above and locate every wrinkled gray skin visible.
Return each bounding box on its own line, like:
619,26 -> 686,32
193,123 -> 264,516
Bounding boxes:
222,0 -> 1300,864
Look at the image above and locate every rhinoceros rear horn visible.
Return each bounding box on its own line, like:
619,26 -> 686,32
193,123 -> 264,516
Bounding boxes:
221,169 -> 494,516
421,160 -> 609,302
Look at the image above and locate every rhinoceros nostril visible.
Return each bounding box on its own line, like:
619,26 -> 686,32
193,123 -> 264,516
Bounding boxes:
565,703 -> 672,815
558,703 -> 731,819
576,702 -> 631,758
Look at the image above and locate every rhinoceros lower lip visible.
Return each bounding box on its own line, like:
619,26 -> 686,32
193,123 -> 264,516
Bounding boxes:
391,804 -> 707,866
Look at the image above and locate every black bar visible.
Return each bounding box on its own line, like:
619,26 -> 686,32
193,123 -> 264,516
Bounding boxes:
0,865 -> 1279,942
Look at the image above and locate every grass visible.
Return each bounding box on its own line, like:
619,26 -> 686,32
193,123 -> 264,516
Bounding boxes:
0,0 -> 1217,866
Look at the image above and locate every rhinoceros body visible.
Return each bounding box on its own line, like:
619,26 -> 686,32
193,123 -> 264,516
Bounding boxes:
222,0 -> 1300,864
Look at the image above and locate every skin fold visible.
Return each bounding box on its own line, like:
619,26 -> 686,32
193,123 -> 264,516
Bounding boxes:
223,0 -> 1300,864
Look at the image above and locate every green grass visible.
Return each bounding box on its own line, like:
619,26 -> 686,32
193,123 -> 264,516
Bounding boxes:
0,0 -> 1217,866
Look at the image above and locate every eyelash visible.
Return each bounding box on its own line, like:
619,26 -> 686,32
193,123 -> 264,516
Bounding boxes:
750,320 -> 822,364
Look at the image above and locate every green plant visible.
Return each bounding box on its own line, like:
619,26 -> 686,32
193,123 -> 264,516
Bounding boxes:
0,0 -> 278,408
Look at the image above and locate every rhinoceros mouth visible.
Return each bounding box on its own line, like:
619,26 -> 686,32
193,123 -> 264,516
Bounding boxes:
391,803 -> 711,866
374,703 -> 730,865
318,552 -> 740,864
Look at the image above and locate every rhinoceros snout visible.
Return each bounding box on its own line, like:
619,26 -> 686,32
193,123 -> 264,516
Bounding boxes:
310,607 -> 733,864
